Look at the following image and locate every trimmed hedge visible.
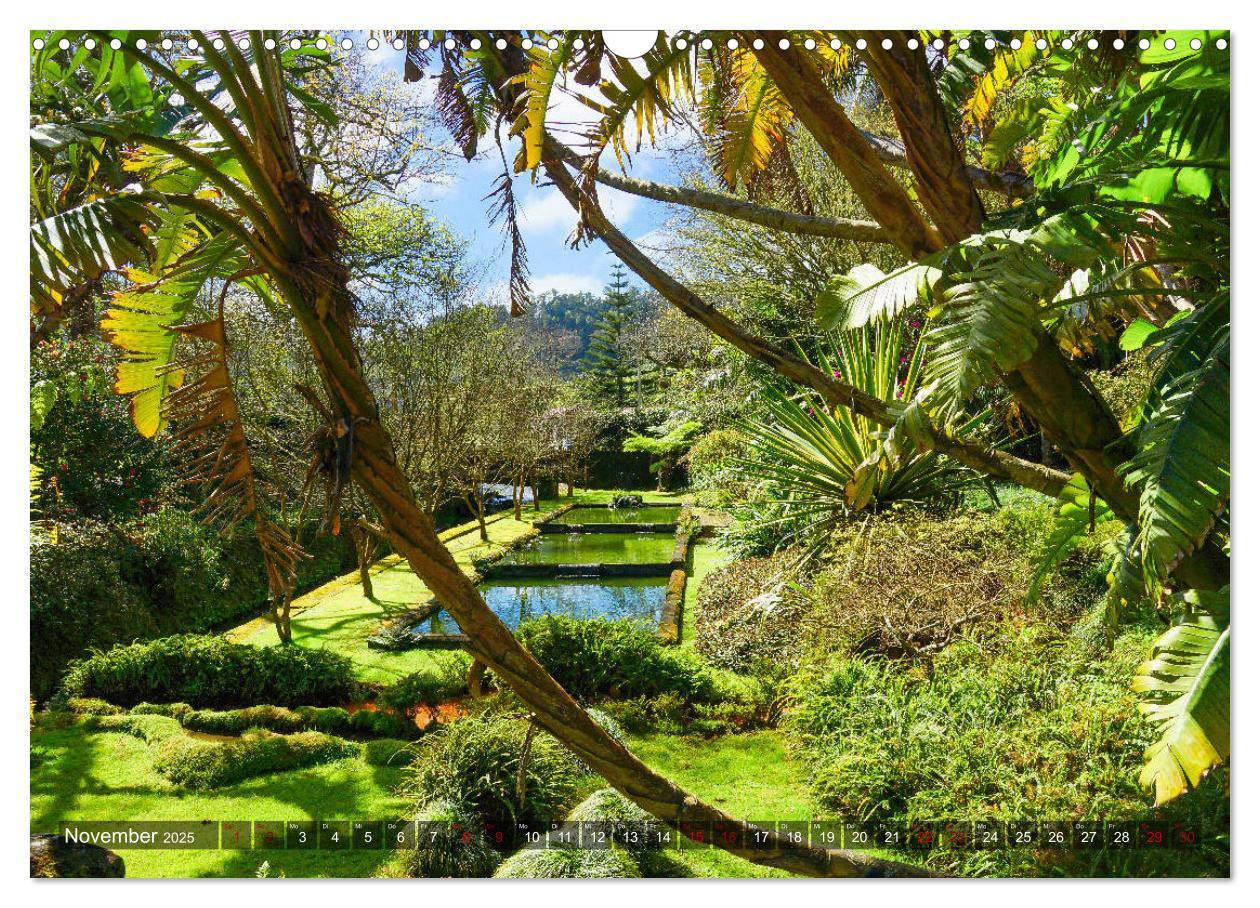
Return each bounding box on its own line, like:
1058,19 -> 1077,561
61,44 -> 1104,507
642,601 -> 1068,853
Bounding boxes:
516,616 -> 715,701
153,729 -> 360,789
130,701 -> 415,740
92,713 -> 185,744
31,509 -> 356,700
59,635 -> 358,709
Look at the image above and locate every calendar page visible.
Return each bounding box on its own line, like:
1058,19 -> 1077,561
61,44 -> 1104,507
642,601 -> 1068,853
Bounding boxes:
27,21 -> 1231,886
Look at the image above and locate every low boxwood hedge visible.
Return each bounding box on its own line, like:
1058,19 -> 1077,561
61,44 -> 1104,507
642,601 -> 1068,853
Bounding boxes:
130,701 -> 416,739
153,729 -> 360,789
59,635 -> 358,709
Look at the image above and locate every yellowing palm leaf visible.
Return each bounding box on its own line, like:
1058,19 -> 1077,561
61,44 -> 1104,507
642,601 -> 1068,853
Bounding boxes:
1133,588 -> 1229,805
101,231 -> 243,437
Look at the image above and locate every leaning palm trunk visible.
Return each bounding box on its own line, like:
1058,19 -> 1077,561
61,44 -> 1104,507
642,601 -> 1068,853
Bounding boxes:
212,41 -> 926,874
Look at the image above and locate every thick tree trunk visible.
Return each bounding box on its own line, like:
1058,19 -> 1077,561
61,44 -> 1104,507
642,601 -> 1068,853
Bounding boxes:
752,39 -> 1228,593
278,272 -> 930,877
751,36 -> 943,259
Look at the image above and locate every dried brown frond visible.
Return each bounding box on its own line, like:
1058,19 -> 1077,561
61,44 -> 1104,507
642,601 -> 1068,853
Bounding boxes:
163,300 -> 307,600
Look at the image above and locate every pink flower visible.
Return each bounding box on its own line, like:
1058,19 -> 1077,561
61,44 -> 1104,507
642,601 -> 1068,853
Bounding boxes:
833,369 -> 842,378
910,319 -> 922,328
900,355 -> 908,364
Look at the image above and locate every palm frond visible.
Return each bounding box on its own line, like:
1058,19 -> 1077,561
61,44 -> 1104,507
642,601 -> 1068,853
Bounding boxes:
816,261 -> 941,332
1026,472 -> 1115,603
30,186 -> 157,316
1121,329 -> 1229,589
165,306 -> 307,599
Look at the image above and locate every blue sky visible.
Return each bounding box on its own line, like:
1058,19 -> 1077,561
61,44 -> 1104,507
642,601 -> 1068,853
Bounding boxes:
360,41 -> 678,303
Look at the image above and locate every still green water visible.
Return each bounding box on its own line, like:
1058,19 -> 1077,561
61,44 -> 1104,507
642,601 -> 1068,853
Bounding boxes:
503,532 -> 676,564
559,506 -> 680,525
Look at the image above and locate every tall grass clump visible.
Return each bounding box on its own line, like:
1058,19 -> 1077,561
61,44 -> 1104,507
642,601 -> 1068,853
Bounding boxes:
784,610 -> 1229,877
403,714 -> 583,831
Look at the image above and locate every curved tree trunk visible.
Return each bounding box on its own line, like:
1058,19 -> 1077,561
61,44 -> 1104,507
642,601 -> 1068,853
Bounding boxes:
748,36 -> 1229,592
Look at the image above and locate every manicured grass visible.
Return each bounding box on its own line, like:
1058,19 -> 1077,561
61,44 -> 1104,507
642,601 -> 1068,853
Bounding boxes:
30,718 -> 410,878
235,490 -> 686,685
680,540 -> 729,646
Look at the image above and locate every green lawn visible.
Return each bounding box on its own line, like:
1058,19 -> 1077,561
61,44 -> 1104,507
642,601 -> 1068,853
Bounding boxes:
681,540 -> 729,646
31,491 -> 828,880
30,719 -> 411,878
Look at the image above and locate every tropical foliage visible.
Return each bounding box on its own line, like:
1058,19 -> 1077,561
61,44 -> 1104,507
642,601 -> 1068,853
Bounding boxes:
734,323 -> 983,554
30,27 -> 1230,878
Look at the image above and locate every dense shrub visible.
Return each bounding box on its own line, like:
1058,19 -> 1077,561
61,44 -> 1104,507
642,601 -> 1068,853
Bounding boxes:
516,616 -> 715,701
404,715 -> 582,830
30,508 -> 356,700
31,522 -> 154,700
800,506 -> 1109,659
153,729 -> 360,789
377,662 -> 469,712
783,611 -> 1229,877
59,635 -> 358,709
406,799 -> 500,878
130,702 -> 415,739
694,551 -> 808,673
30,336 -> 175,522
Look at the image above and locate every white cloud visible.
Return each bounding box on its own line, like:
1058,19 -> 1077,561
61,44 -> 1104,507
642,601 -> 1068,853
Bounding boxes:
531,273 -> 604,295
518,184 -> 639,236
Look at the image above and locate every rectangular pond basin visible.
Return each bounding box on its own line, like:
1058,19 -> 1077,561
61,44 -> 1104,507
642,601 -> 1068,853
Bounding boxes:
502,532 -> 677,565
414,577 -> 668,633
556,505 -> 681,525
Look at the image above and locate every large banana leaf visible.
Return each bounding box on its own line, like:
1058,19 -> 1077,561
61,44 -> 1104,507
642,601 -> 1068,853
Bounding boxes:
101,232 -> 244,437
1133,587 -> 1230,805
1122,330 -> 1229,588
30,187 -> 156,314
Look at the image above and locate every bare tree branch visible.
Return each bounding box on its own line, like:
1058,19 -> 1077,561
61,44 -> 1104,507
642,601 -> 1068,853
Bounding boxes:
550,145 -> 893,245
